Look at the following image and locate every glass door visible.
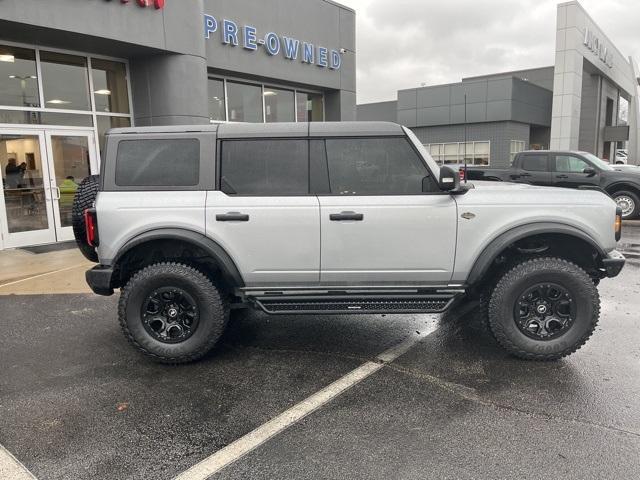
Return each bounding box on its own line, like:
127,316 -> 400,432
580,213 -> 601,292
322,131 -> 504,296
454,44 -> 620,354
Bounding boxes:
0,130 -> 57,248
44,130 -> 98,242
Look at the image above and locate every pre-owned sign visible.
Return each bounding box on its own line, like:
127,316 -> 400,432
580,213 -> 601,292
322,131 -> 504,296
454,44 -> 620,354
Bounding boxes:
203,14 -> 342,71
105,0 -> 165,10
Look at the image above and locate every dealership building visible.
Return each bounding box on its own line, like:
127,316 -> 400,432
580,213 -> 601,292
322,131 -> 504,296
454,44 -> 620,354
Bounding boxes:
0,0 -> 356,250
358,1 -> 640,169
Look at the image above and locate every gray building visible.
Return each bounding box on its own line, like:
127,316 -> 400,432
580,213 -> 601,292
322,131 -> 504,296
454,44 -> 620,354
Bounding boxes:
358,1 -> 640,169
0,0 -> 356,250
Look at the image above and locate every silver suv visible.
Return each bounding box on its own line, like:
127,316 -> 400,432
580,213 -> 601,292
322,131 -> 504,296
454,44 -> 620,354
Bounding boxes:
74,122 -> 625,363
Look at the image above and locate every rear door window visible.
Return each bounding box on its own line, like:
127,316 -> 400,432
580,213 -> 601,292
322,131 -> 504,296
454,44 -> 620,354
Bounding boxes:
115,139 -> 200,187
220,139 -> 308,195
520,153 -> 548,172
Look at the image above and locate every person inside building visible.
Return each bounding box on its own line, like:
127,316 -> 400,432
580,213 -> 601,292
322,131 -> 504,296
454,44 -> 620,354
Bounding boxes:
4,158 -> 21,189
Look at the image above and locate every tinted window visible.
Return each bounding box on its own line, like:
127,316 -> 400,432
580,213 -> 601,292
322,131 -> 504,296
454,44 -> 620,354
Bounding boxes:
325,137 -> 429,195
115,139 -> 200,187
220,140 -> 308,195
555,155 -> 590,173
521,154 -> 548,172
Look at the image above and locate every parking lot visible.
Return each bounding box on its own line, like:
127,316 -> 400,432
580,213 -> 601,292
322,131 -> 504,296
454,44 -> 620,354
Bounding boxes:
1,224 -> 639,480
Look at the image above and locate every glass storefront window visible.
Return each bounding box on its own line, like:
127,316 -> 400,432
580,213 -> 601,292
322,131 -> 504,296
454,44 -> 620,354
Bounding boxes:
91,59 -> 130,114
40,51 -> 91,111
510,140 -> 525,165
208,78 -> 226,122
227,81 -> 263,122
0,110 -> 93,127
296,92 -> 323,122
264,87 -> 294,122
0,45 -> 40,108
97,115 -> 131,157
423,141 -> 490,165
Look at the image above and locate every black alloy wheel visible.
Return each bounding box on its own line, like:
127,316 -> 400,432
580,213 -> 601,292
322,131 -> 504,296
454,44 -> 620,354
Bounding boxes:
142,287 -> 200,343
514,283 -> 575,340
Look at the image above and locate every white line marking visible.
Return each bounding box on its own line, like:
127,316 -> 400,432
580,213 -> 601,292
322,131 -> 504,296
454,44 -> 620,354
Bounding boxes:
0,444 -> 37,480
174,326 -> 436,480
0,264 -> 86,289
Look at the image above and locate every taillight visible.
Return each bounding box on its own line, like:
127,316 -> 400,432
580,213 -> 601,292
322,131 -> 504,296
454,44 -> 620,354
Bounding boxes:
459,168 -> 466,181
615,206 -> 622,242
84,208 -> 99,247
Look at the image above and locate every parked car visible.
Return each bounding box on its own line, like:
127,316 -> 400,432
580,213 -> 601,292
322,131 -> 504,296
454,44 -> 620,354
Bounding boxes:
464,150 -> 640,219
73,123 -> 624,364
615,149 -> 628,165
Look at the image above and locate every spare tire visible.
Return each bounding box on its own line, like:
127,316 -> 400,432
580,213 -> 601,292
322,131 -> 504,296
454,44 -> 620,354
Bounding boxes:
72,175 -> 100,262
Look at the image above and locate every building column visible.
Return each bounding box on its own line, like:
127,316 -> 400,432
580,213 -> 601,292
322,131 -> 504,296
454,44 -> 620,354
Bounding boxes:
129,53 -> 210,126
628,57 -> 640,165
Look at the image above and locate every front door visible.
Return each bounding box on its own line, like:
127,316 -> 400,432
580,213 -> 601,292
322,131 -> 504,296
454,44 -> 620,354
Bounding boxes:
318,136 -> 457,284
552,153 -> 600,189
0,129 -> 97,248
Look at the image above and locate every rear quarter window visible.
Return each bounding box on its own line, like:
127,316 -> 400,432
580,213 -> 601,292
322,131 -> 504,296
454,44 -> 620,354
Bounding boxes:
115,138 -> 200,187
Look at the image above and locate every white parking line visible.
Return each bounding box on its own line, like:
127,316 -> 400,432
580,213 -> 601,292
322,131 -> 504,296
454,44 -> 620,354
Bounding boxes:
0,264 -> 86,289
173,325 -> 437,480
0,444 -> 37,480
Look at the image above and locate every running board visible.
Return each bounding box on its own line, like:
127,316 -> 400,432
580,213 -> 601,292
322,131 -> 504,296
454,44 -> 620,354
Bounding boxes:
250,293 -> 459,315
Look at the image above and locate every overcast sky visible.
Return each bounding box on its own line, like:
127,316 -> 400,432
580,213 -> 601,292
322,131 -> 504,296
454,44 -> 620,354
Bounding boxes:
337,0 -> 640,104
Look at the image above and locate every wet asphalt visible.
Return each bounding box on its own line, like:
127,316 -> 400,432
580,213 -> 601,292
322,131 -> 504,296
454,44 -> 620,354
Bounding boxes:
1,227 -> 639,480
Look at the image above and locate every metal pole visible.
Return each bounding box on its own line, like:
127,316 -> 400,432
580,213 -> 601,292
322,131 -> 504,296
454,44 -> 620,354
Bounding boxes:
464,94 -> 468,183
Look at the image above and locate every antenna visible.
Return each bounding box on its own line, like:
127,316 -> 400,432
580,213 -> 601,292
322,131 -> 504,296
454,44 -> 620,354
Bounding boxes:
464,93 -> 468,183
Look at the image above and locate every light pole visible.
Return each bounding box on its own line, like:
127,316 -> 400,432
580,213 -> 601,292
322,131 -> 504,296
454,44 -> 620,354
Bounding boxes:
8,74 -> 37,107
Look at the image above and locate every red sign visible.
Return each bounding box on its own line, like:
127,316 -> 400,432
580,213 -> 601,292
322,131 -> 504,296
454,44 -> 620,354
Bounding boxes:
110,0 -> 165,10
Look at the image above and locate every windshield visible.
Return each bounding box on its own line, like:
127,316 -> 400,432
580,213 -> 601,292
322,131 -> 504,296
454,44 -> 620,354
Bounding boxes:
402,126 -> 440,177
582,152 -> 614,171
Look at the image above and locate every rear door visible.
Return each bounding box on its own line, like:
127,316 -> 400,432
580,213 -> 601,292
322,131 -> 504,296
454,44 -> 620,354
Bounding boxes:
552,153 -> 601,189
205,134 -> 320,286
509,152 -> 552,186
317,135 -> 457,285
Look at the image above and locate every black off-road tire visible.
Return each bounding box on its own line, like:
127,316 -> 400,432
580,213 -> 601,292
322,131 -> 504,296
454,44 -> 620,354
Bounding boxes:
488,257 -> 600,361
612,190 -> 640,219
118,263 -> 229,364
72,175 -> 100,262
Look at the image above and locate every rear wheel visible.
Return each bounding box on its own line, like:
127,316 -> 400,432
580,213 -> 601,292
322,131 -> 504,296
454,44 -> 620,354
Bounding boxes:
72,175 -> 100,262
488,257 -> 599,361
119,262 -> 229,364
612,190 -> 639,219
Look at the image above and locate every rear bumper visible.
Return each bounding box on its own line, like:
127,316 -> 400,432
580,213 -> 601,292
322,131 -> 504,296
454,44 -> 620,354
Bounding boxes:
602,250 -> 625,278
86,265 -> 114,296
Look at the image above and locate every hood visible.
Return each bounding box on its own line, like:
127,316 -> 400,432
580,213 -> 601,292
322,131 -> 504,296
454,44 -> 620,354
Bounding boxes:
462,180 -> 614,207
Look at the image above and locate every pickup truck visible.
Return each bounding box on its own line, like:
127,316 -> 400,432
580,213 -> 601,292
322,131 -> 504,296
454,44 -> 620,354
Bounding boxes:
464,150 -> 640,219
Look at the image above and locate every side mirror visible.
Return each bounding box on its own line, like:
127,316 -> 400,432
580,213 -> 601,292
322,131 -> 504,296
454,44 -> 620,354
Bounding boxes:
439,166 -> 460,191
583,167 -> 597,177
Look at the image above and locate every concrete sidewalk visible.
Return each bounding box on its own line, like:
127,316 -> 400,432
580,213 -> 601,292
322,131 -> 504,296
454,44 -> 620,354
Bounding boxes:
0,247 -> 92,295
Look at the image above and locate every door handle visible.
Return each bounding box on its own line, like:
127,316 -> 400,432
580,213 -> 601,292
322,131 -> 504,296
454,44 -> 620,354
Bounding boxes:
216,212 -> 249,222
519,173 -> 532,177
330,211 -> 364,221
53,186 -> 61,200
555,174 -> 569,179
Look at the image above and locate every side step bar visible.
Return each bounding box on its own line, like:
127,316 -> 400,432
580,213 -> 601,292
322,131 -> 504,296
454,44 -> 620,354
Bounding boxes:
250,293 -> 460,315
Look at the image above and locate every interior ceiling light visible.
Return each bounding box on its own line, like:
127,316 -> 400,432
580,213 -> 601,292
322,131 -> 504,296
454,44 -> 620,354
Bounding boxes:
263,91 -> 276,96
46,99 -> 71,105
0,54 -> 15,62
94,89 -> 112,95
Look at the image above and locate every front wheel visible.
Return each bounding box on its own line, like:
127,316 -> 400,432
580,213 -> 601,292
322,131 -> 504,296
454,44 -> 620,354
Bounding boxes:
488,257 -> 599,361
118,262 -> 229,364
612,190 -> 640,219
